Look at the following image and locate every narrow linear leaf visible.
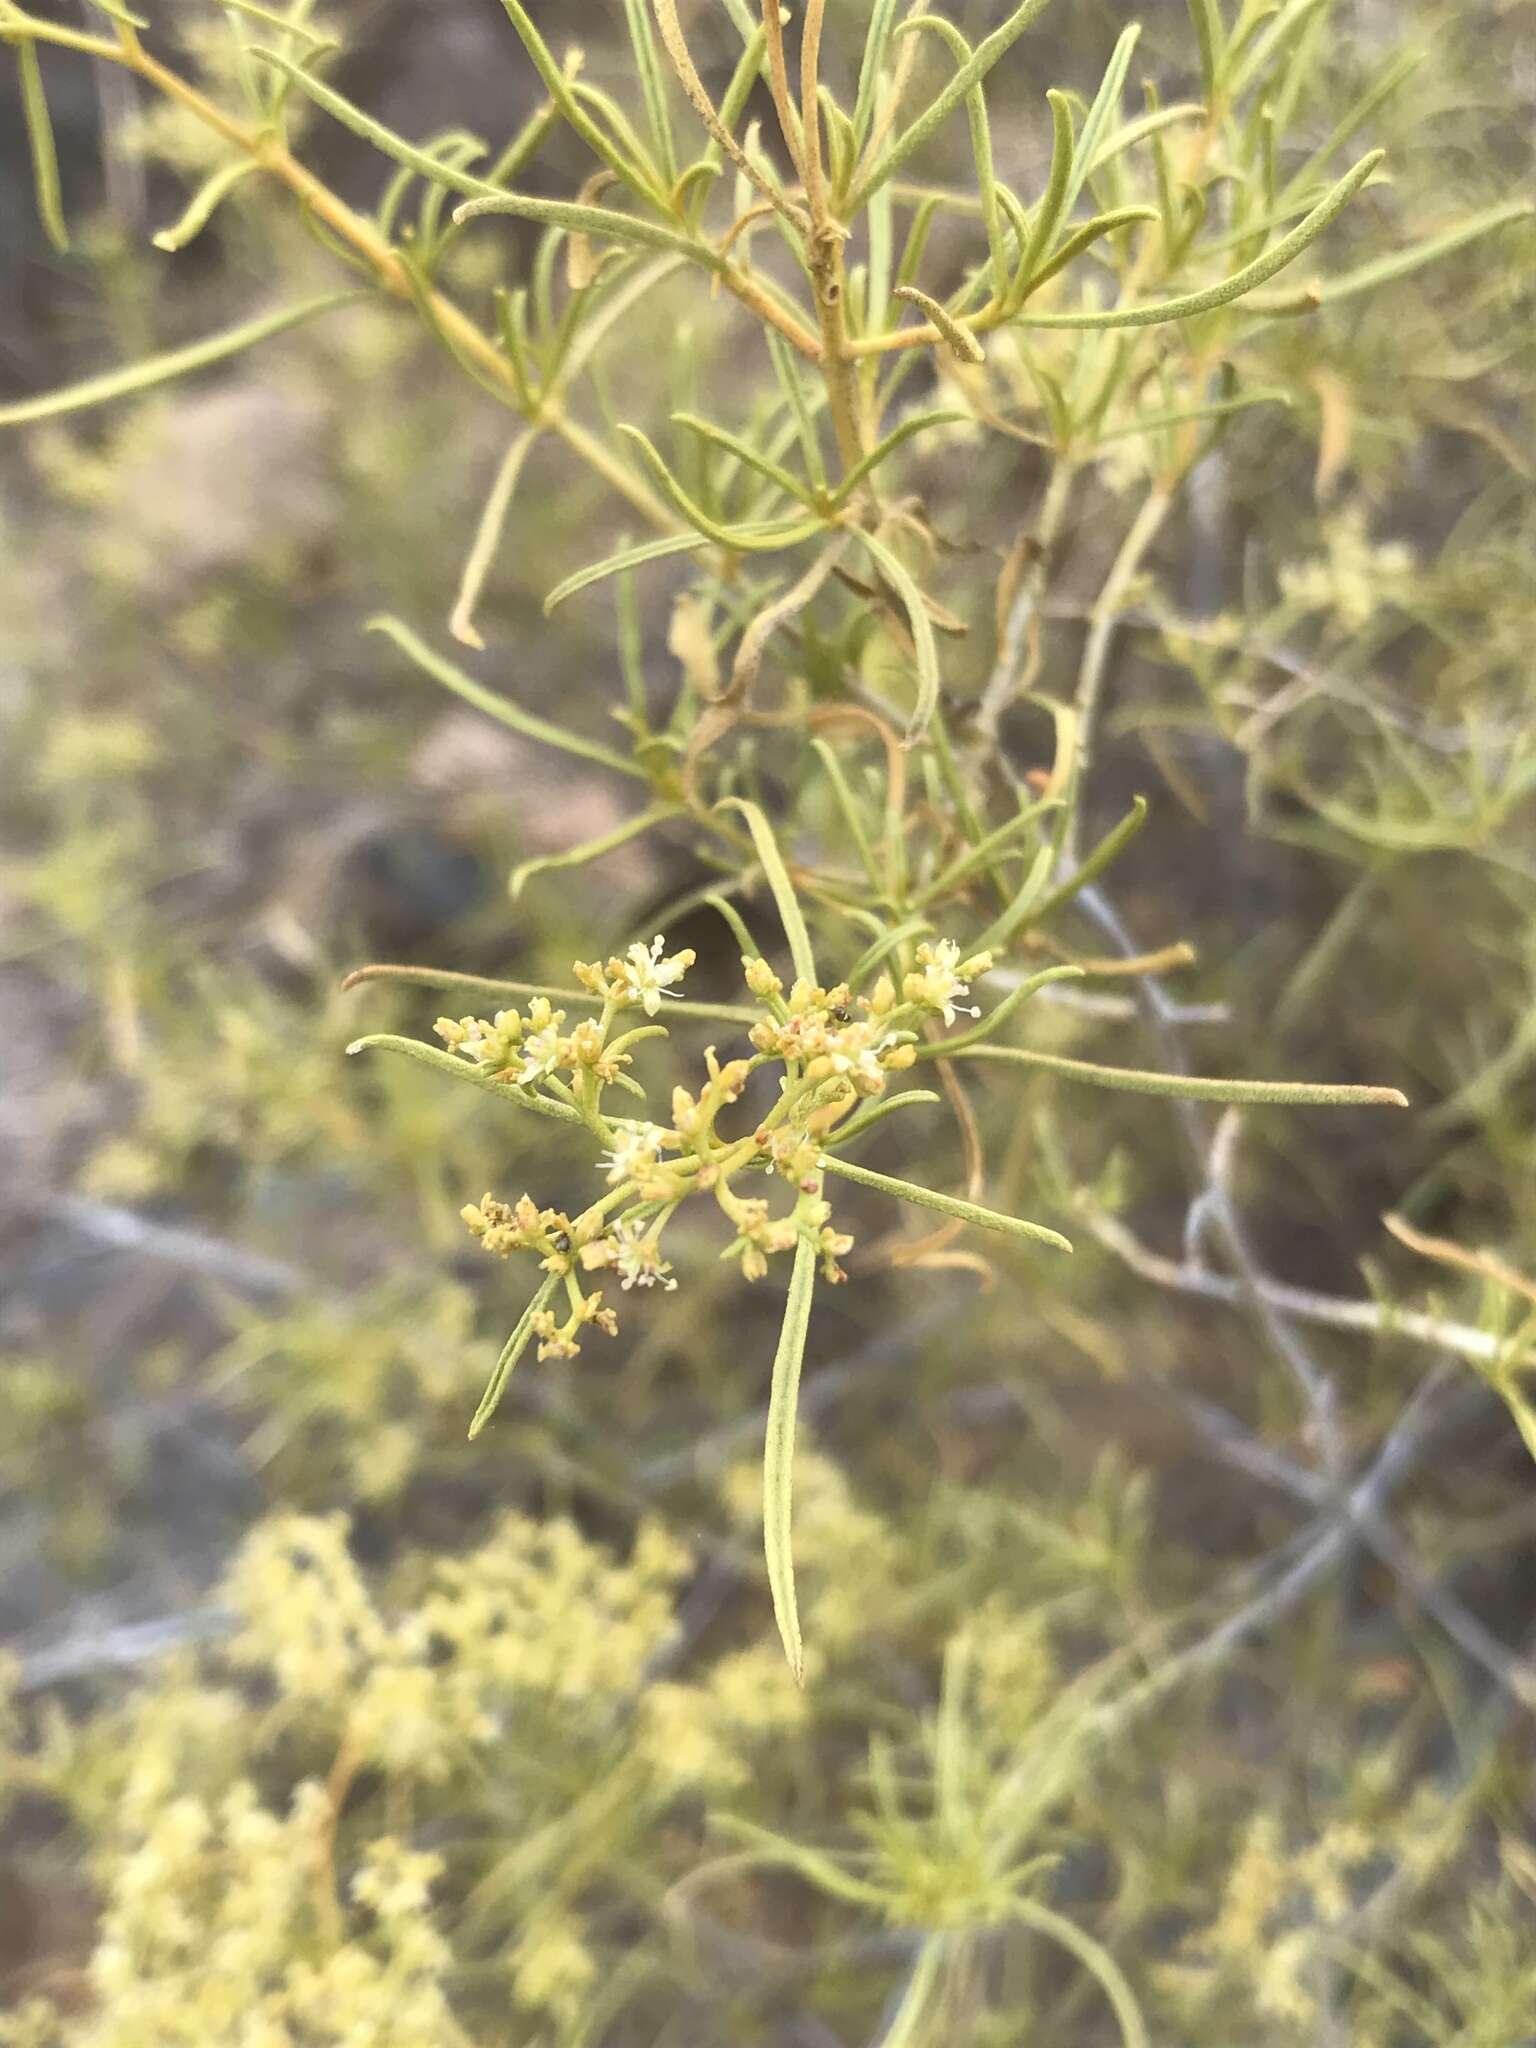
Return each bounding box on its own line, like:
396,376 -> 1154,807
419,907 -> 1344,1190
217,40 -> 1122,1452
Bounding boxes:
879,1939 -> 948,2048
618,424 -> 829,552
820,1154 -> 1073,1251
765,328 -> 828,494
998,181 -> 1038,262
482,88 -> 564,195
916,792 -> 1053,903
896,192 -> 942,291
567,77 -> 661,190
824,1089 -> 943,1148
1030,796 -> 1148,923
650,0 -> 803,229
865,178 -> 894,337
153,159 -> 261,252
709,21 -> 772,175
253,48 -> 504,198
763,1234 -> 818,1685
705,892 -> 765,963
449,425 -> 540,648
1247,200 -> 1534,314
715,799 -> 818,983
80,0 -> 150,25
552,253 -> 688,401
924,964 -> 1085,1057
854,0 -> 1057,207
894,16 -> 1009,296
1060,23 -> 1140,221
467,1273 -> 562,1438
833,408 -> 970,505
1194,186 -> 1376,264
1185,0 -> 1226,101
857,529 -> 942,747
1012,1899 -> 1149,2048
852,0 -> 902,152
340,961 -> 758,1025
510,803 -> 680,900
545,531 -> 711,613
722,534 -> 849,708
974,841 -> 1056,955
670,410 -> 816,507
846,917 -> 935,989
1023,206 -> 1157,297
344,1033 -> 586,1121
622,0 -> 677,183
395,241 -> 526,412
714,1816 -> 889,1907
1013,150 -> 1382,330
1287,48 -> 1420,194
0,291 -> 366,429
1226,0 -> 1328,105
366,615 -> 644,778
955,1043 -> 1410,1105
1383,1213 -> 1536,1310
18,43 -> 70,255
1095,385 -> 1292,443
809,740 -> 883,889
717,0 -> 758,43
212,0 -> 330,44
891,283 -> 986,362
493,0 -> 664,202
1087,100 -> 1206,178
1011,88 -> 1075,303
452,190 -> 704,263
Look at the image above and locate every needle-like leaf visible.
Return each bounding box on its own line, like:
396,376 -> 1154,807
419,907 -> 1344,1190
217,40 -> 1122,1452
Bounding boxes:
857,529 -> 942,746
955,1044 -> 1410,1106
467,1274 -> 563,1438
18,42 -> 70,255
763,1234 -> 818,1684
853,0 -> 1057,207
820,1155 -> 1073,1250
344,1035 -> 586,1122
716,799 -> 818,982
366,616 -> 645,778
0,292 -> 366,428
1014,150 -> 1382,329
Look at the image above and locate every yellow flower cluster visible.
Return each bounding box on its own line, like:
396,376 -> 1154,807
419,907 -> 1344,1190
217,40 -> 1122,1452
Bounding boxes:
639,1641 -> 814,1793
574,933 -> 698,1016
1278,502 -> 1415,631
417,1512 -> 690,1706
508,1909 -> 598,2026
224,1511 -> 388,1704
1160,1810 -> 1379,2029
442,933 -> 995,1366
20,1778 -> 459,2048
219,1509 -> 692,1776
0,1501 -> 724,2046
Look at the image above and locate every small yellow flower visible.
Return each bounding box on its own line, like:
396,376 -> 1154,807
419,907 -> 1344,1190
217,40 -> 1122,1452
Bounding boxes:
903,939 -> 985,1026
597,1119 -> 675,1187
817,1222 -> 855,1282
744,955 -> 783,999
514,998 -> 566,1083
614,934 -> 696,1016
587,1218 -> 677,1291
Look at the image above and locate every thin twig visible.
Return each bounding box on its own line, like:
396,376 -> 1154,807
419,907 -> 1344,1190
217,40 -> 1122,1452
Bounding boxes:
1080,1200 -> 1510,1368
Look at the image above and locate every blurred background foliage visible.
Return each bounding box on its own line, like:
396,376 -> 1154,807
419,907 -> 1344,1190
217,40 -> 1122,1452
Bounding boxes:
0,1 -> 1533,2042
